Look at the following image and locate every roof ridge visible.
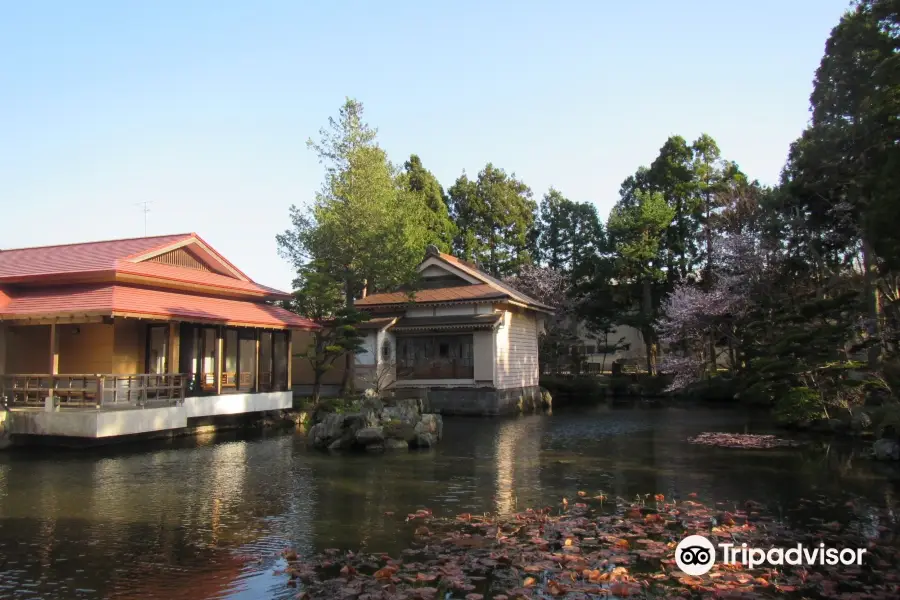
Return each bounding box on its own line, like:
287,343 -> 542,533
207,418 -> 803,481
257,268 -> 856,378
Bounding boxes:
0,233 -> 194,254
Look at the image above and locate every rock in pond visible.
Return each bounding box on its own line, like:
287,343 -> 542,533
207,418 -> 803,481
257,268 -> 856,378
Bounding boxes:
306,398 -> 442,453
384,438 -> 410,450
873,438 -> 900,461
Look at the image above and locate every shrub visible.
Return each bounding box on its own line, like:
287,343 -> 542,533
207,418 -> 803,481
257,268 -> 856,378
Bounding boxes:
773,387 -> 826,425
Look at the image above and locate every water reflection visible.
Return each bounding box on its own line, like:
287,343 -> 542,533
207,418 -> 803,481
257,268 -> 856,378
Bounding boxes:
0,407 -> 898,599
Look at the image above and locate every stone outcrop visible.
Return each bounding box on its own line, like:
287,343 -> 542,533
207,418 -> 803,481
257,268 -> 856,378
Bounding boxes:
306,398 -> 443,452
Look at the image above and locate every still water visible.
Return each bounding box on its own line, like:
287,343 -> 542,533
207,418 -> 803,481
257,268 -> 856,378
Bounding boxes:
0,405 -> 897,599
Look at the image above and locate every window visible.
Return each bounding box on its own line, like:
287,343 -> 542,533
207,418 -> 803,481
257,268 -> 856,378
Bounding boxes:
259,331 -> 273,390
585,345 -> 596,355
381,339 -> 392,361
223,329 -> 238,387
239,330 -> 257,389
396,334 -> 473,379
146,325 -> 168,374
201,327 -> 217,389
273,331 -> 289,391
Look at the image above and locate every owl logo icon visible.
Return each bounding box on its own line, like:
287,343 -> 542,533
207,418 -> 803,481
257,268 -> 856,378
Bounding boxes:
675,535 -> 716,575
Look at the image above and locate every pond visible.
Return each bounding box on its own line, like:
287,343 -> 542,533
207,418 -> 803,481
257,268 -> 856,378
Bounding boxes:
0,405 -> 897,599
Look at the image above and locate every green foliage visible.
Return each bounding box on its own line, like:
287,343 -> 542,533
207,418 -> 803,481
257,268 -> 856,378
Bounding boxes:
289,261 -> 369,402
277,98 -> 433,301
533,188 -> 606,276
399,154 -> 457,252
447,164 -> 536,277
774,387 -> 828,425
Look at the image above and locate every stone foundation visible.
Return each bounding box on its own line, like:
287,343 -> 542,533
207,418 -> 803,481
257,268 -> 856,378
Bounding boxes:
424,385 -> 544,416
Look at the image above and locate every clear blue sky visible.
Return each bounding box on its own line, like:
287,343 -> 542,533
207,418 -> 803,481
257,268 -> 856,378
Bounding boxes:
0,1 -> 850,291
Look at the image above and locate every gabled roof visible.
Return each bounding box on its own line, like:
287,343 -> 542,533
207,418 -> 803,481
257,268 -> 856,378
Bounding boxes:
431,250 -> 552,311
354,249 -> 553,312
0,284 -> 317,330
0,233 -> 289,299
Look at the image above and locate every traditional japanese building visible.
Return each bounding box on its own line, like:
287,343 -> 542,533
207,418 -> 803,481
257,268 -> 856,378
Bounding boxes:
0,233 -> 317,444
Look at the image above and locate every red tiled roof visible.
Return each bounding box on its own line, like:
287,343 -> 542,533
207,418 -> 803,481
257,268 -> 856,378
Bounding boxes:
0,284 -> 317,330
0,234 -> 193,278
355,284 -> 507,307
116,261 -> 285,297
0,233 -> 290,299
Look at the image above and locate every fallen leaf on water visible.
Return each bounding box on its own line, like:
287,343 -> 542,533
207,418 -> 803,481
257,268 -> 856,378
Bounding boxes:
523,576 -> 537,587
547,580 -> 567,596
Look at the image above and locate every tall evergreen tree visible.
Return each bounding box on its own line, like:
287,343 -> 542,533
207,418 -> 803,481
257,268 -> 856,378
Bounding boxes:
399,154 -> 457,252
277,98 -> 433,392
447,164 -> 536,276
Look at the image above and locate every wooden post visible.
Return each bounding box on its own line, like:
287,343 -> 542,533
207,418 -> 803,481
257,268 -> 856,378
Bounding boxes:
96,375 -> 105,409
286,329 -> 293,391
254,330 -> 260,393
0,324 -> 7,376
168,322 -> 179,375
47,323 -> 59,411
215,327 -> 223,395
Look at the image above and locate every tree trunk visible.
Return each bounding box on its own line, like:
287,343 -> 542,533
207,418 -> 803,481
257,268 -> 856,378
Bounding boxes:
642,278 -> 655,376
863,236 -> 882,369
312,372 -> 322,404
342,277 -> 356,396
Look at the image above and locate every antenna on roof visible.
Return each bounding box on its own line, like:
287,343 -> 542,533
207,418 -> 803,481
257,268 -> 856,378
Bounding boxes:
135,201 -> 153,235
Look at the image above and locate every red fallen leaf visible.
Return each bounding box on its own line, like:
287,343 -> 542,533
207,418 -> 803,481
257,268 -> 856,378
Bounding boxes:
614,538 -> 630,549
564,537 -> 574,546
688,492 -> 698,498
625,508 -> 642,519
383,511 -> 394,517
609,582 -> 641,596
339,564 -> 356,578
776,584 -> 797,592
282,549 -> 299,561
457,513 -> 472,522
575,502 -> 588,509
416,572 -> 438,582
465,595 -> 484,600
577,490 -> 587,497
644,513 -> 663,524
547,580 -> 567,596
584,568 -> 608,583
373,566 -> 397,580
654,493 -> 665,502
415,526 -> 431,536
523,576 -> 538,587
493,597 -> 508,600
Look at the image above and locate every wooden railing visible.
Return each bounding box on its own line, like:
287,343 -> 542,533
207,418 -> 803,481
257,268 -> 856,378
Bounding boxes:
0,374 -> 187,409
221,371 -> 252,387
396,359 -> 475,380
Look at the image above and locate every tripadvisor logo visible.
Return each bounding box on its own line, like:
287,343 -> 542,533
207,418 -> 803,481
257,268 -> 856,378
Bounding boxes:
675,534 -> 867,575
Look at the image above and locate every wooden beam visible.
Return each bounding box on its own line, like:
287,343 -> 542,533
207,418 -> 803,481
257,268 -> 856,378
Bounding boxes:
215,327 -> 223,395
49,323 -> 59,375
0,325 -> 6,375
1,314 -> 108,326
168,322 -> 179,374
286,329 -> 293,390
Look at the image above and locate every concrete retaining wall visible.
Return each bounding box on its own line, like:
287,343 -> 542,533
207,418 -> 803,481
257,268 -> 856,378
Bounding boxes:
183,391 -> 292,418
3,390 -> 293,442
424,385 -> 542,416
